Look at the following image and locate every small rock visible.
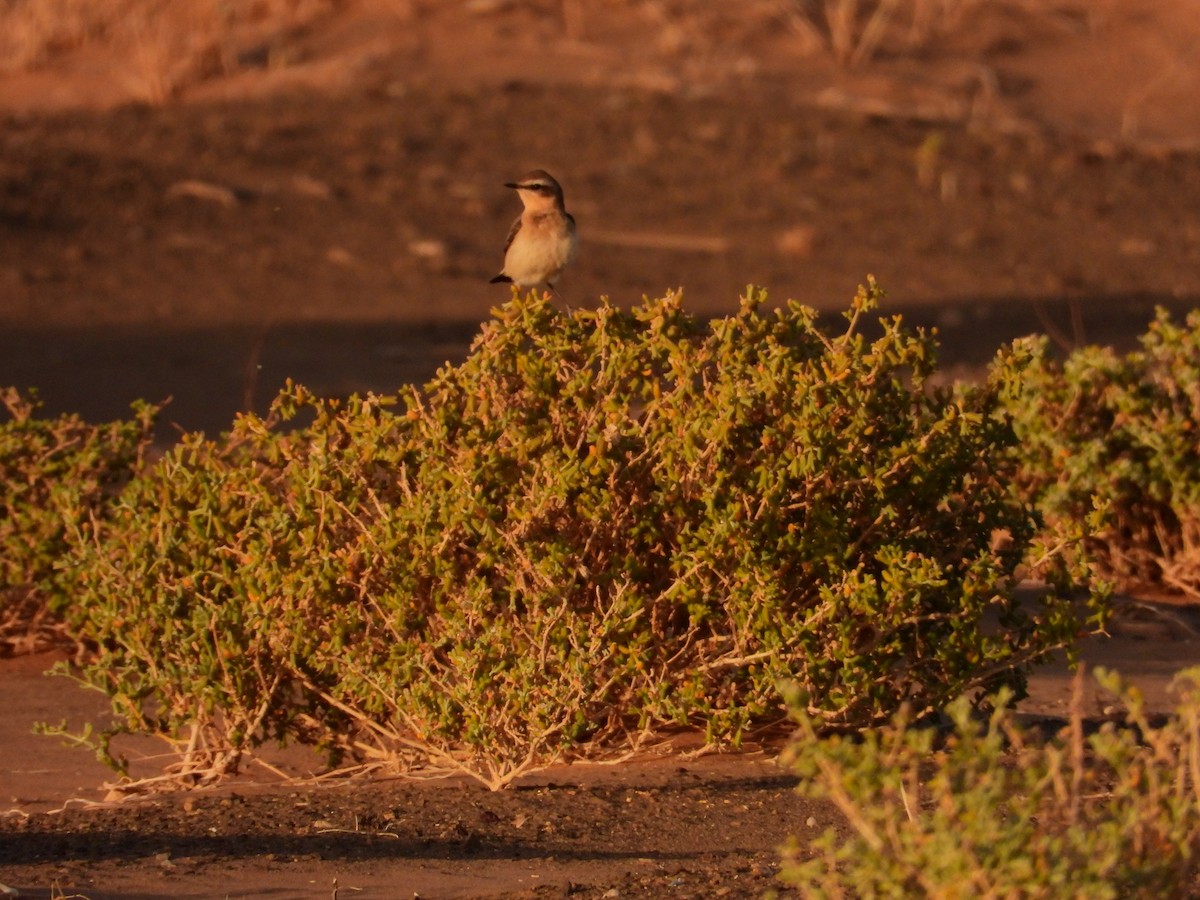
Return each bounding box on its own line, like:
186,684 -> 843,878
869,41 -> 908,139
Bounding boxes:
1119,237 -> 1156,256
776,225 -> 817,258
166,180 -> 238,208
291,174 -> 333,199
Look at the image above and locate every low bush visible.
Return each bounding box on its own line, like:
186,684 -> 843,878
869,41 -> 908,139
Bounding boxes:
782,666 -> 1200,898
1001,308 -> 1200,598
60,285 -> 1098,788
0,388 -> 156,656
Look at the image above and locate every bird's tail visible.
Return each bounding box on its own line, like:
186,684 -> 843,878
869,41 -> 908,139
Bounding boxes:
489,274 -> 513,284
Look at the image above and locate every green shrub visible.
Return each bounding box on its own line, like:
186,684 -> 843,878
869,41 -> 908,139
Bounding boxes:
782,667 -> 1200,898
61,285 -> 1098,789
1001,309 -> 1200,598
0,388 -> 156,655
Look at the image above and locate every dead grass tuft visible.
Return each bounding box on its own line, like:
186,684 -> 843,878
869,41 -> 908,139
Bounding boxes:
0,588 -> 72,658
0,0 -> 342,102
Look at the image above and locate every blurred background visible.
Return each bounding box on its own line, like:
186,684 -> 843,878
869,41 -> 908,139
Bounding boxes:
1,0 -> 1198,434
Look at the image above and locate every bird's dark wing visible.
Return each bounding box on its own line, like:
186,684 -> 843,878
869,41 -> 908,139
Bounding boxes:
502,214 -> 522,254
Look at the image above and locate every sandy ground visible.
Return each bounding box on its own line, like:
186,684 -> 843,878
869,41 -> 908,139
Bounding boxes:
2,0 -> 1200,896
1,600 -> 1197,899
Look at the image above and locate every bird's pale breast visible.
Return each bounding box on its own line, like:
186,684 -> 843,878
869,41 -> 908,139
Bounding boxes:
504,211 -> 577,286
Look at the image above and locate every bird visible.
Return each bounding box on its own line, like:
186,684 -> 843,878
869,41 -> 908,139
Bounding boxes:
490,169 -> 578,294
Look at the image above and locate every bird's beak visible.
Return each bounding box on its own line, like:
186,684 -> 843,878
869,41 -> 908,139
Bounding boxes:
504,182 -> 520,190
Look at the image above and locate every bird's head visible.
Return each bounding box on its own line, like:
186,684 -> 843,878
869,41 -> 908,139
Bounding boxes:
505,169 -> 565,209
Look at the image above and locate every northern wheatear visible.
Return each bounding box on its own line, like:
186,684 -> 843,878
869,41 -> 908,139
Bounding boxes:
489,169 -> 578,293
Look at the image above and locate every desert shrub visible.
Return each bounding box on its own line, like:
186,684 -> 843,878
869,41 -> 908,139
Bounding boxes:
0,388 -> 156,656
1000,309 -> 1200,598
0,0 -> 341,84
780,0 -> 983,68
61,285 -> 1098,789
782,666 -> 1200,898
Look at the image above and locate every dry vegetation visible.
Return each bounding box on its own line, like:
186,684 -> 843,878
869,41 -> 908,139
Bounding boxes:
0,0 -> 1101,103
782,0 -> 984,67
0,0 -> 344,101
